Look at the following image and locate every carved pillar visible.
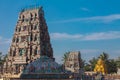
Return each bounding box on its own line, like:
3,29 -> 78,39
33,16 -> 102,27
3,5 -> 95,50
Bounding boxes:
16,48 -> 19,56
27,48 -> 30,59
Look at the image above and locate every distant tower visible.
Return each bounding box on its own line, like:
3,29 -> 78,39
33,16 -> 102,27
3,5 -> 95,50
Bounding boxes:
3,6 -> 53,74
64,51 -> 83,73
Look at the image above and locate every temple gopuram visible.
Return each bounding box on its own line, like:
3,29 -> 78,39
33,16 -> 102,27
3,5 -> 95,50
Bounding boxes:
65,51 -> 83,73
3,6 -> 54,76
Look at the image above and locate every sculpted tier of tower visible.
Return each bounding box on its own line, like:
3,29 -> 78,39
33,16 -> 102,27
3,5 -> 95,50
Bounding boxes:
3,7 -> 53,74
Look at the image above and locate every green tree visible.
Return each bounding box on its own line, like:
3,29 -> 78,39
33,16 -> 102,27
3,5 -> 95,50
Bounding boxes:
89,57 -> 98,71
0,52 -> 4,65
116,57 -> 120,68
107,59 -> 117,73
84,52 -> 118,74
99,52 -> 109,62
0,52 -> 7,65
81,59 -> 85,68
98,52 -> 118,74
84,57 -> 98,71
62,51 -> 70,64
84,63 -> 91,71
0,52 -> 7,74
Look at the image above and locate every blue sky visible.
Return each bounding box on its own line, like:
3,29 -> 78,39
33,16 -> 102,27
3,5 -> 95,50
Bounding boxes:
0,0 -> 120,63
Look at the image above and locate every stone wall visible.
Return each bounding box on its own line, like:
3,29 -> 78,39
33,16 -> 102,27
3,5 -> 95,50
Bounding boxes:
10,78 -> 74,80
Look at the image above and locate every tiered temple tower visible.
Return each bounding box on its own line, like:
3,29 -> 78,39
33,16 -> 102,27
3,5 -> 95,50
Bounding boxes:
3,6 -> 53,74
65,51 -> 83,73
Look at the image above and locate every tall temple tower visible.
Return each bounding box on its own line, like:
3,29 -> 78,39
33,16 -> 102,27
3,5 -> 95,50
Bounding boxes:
3,6 -> 53,74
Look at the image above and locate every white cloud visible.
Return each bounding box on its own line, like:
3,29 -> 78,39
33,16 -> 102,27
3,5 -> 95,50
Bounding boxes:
49,14 -> 120,23
0,36 -> 11,44
81,8 -> 89,11
50,31 -> 120,41
50,33 -> 83,40
84,31 -> 120,40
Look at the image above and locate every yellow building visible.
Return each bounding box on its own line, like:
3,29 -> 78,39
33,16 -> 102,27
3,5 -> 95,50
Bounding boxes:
94,59 -> 107,75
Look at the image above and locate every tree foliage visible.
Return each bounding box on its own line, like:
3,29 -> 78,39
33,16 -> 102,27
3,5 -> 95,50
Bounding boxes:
107,59 -> 117,73
116,57 -> 120,68
84,57 -> 98,71
84,52 -> 118,74
84,63 -> 91,71
0,52 -> 7,65
62,51 -> 70,64
99,52 -> 109,62
89,57 -> 98,71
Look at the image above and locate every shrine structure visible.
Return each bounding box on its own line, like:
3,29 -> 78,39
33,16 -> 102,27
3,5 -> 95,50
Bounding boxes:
64,51 -> 83,73
3,6 -> 53,75
94,59 -> 107,75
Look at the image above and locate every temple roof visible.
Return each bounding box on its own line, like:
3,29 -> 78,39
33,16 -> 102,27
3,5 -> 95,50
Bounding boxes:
22,56 -> 62,74
20,5 -> 42,12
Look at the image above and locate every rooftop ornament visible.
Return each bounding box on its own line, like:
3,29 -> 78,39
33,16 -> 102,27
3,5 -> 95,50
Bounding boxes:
20,4 -> 42,12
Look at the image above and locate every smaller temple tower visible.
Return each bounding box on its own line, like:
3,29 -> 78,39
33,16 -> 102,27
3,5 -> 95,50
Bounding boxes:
64,51 -> 83,73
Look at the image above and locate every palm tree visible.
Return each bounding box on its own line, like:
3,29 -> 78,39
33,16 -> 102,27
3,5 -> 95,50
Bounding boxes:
0,52 -> 7,65
116,57 -> 120,68
0,52 -> 7,74
62,51 -> 70,71
99,52 -> 109,69
99,52 -> 109,61
89,57 -> 98,71
62,51 -> 70,64
0,52 -> 4,65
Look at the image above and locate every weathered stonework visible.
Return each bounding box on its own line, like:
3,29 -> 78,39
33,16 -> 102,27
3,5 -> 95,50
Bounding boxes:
65,51 -> 83,73
3,6 -> 53,74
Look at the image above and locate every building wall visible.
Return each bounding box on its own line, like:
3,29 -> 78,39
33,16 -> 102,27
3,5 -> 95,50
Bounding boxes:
10,79 -> 74,80
117,68 -> 120,75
